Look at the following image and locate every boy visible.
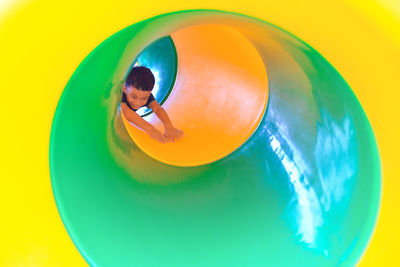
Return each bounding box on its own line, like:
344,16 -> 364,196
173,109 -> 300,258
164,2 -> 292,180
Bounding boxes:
121,66 -> 184,143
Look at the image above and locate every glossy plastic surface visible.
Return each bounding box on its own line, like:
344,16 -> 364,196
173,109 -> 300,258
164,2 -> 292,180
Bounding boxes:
122,24 -> 268,166
50,10 -> 380,266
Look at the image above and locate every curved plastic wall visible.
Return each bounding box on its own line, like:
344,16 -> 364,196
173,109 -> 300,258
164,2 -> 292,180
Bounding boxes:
49,10 -> 380,266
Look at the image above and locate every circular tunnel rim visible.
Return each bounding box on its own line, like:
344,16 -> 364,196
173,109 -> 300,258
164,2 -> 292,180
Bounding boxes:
120,22 -> 270,167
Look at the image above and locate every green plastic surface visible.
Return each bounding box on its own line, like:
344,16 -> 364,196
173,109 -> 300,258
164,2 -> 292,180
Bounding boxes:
50,10 -> 381,266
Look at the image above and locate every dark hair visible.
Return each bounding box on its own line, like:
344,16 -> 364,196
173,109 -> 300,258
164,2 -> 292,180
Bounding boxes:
125,66 -> 155,91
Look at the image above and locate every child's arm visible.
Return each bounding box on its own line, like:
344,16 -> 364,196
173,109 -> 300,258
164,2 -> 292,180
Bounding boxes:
121,103 -> 168,143
149,101 -> 184,142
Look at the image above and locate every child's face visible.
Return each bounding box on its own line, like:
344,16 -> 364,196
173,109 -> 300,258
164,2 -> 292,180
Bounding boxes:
124,85 -> 151,110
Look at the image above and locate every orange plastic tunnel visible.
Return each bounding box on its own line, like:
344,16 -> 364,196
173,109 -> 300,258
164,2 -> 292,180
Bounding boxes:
122,24 -> 269,166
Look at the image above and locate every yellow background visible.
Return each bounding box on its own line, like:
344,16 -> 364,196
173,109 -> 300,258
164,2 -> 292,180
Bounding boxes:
0,0 -> 399,266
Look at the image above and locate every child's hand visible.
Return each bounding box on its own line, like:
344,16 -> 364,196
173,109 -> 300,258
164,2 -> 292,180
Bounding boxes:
164,125 -> 184,142
146,127 -> 168,143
